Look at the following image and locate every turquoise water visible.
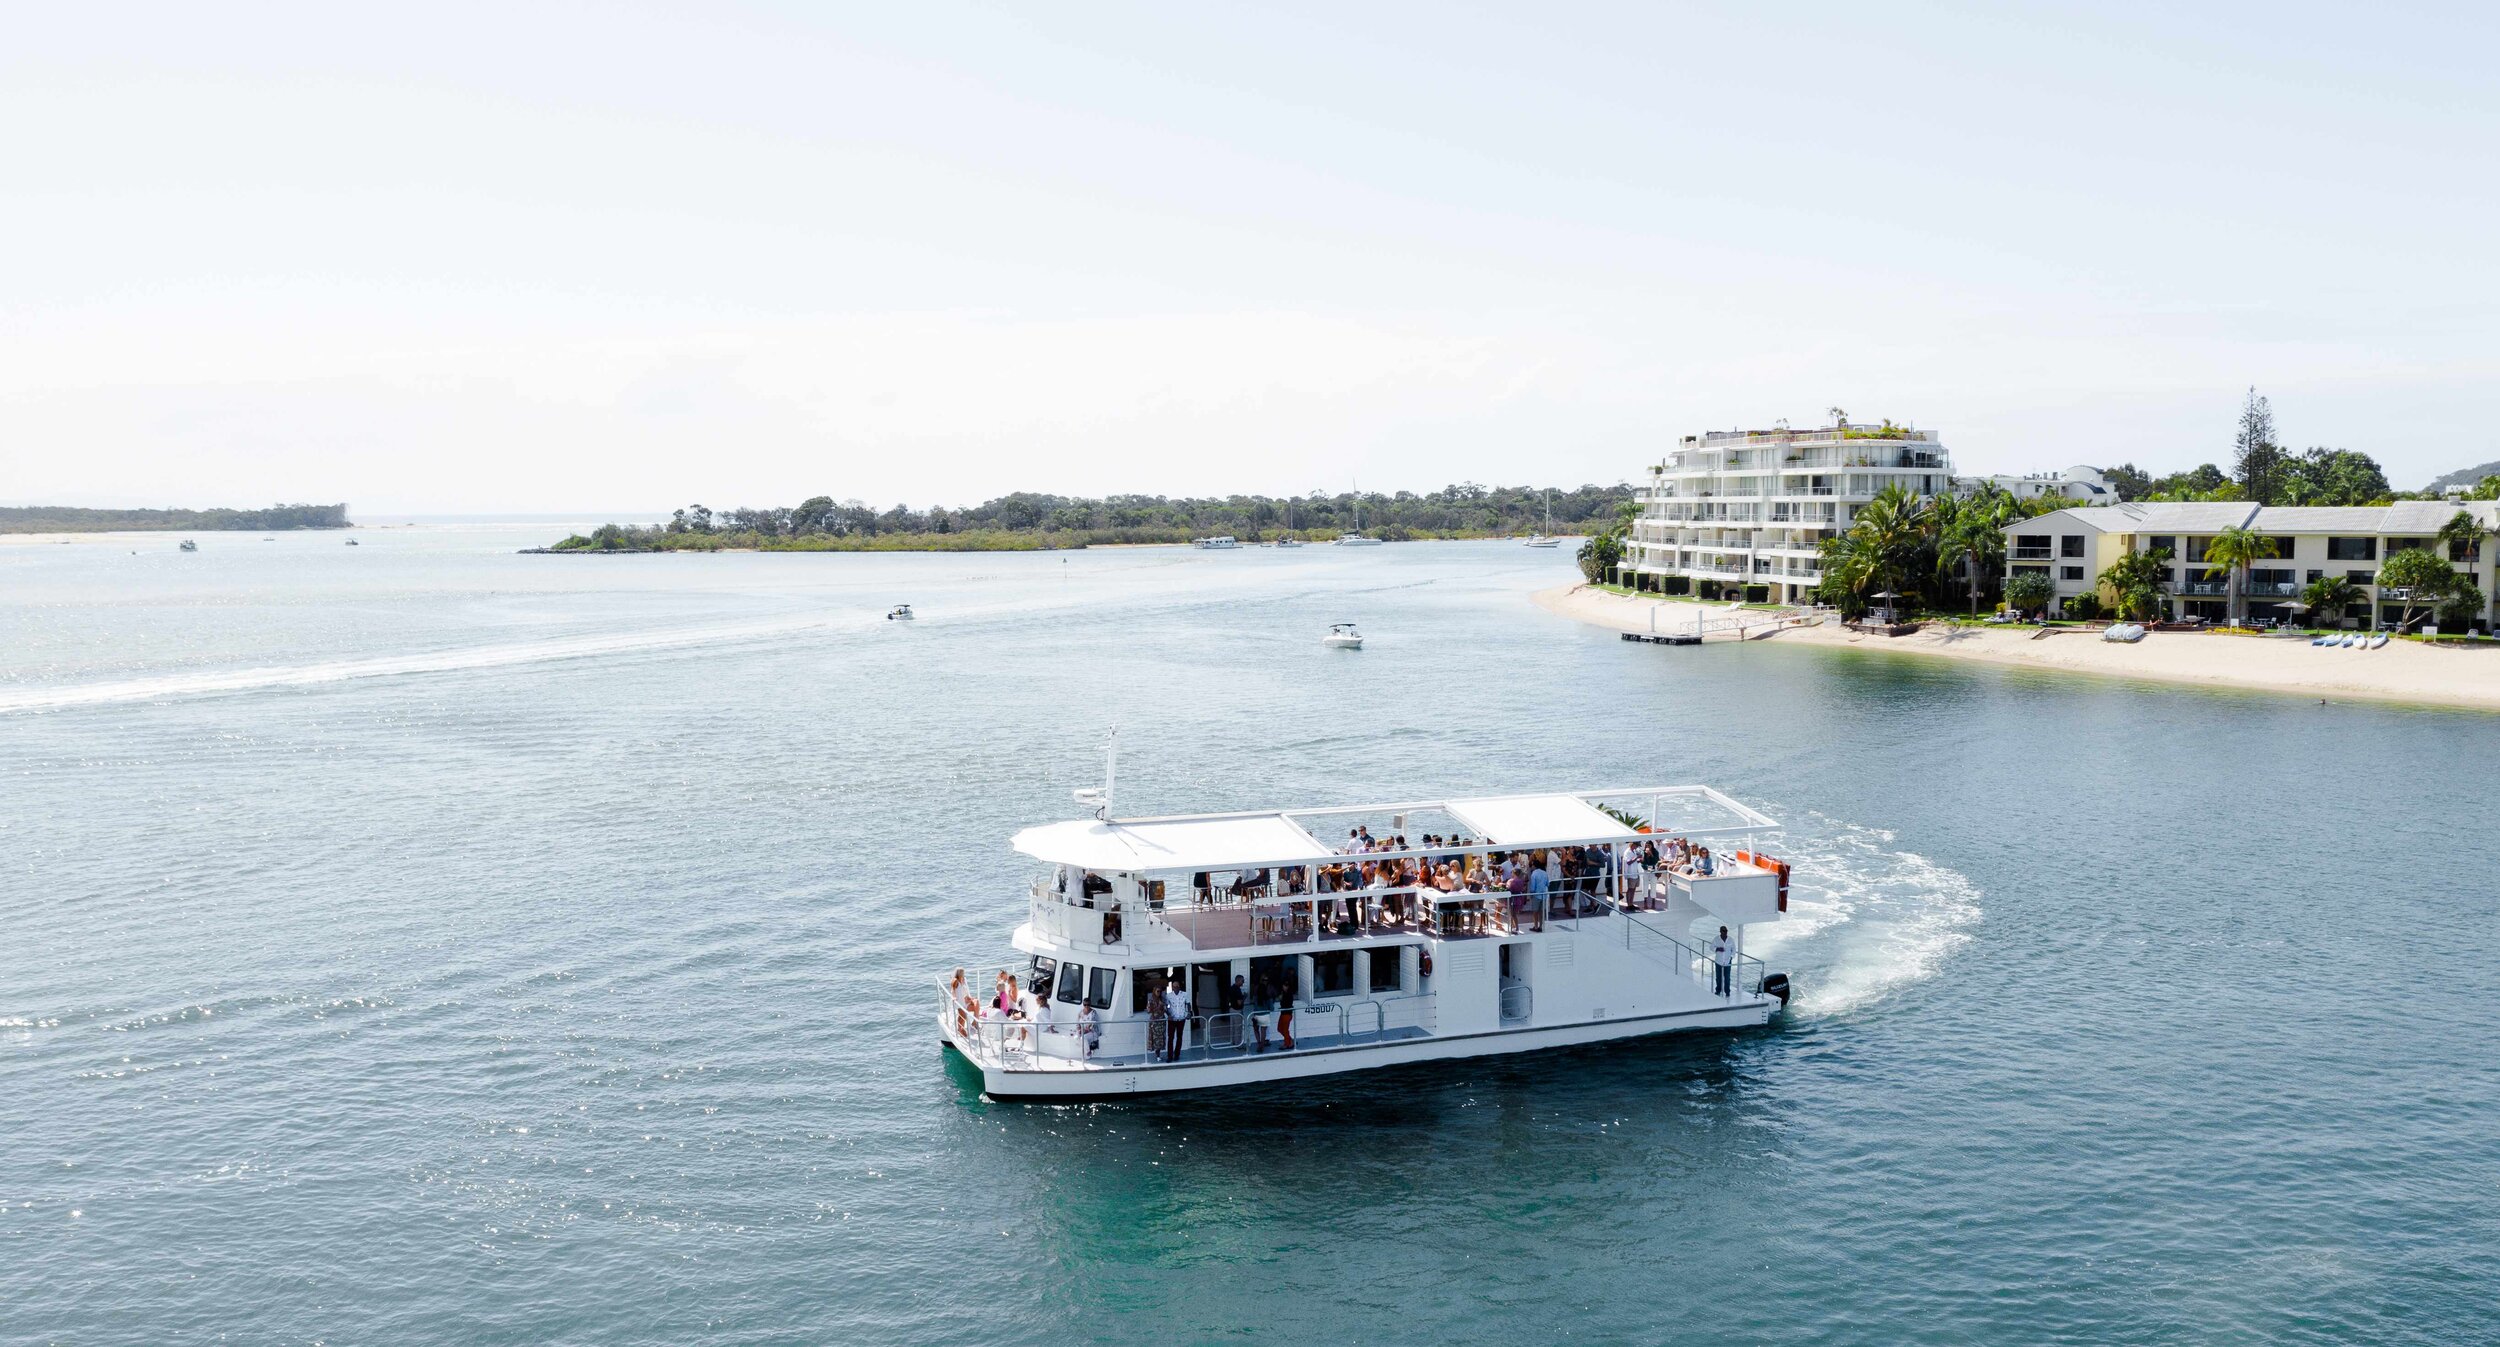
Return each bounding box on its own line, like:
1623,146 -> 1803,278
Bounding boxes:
5,530 -> 2495,1344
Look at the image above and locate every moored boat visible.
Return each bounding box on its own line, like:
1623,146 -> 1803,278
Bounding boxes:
939,765 -> 1795,1100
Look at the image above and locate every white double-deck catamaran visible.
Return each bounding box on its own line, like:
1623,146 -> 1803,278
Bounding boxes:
939,741 -> 1795,1100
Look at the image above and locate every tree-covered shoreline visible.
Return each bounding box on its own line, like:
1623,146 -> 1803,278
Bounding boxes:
0,503 -> 351,534
539,484 -> 1634,552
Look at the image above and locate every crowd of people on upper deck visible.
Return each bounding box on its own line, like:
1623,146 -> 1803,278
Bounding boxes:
1182,827 -> 1724,936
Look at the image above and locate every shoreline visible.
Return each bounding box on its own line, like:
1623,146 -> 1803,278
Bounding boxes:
1534,584 -> 2500,713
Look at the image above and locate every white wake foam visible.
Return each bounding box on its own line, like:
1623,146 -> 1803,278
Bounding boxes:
0,611 -> 853,714
1740,813 -> 1982,1016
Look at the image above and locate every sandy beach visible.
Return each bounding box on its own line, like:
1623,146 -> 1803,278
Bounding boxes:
1536,584 -> 2500,712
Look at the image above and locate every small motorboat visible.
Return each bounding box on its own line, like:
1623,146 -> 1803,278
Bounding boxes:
345,538 -> 359,546
2101,623 -> 2147,643
1322,622 -> 1364,649
178,539 -> 198,552
1276,536 -> 1304,548
887,605 -> 915,621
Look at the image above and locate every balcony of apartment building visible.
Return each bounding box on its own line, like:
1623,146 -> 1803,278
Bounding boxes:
1765,502 -> 1837,523
2011,543 -> 2055,562
1694,426 -> 1938,450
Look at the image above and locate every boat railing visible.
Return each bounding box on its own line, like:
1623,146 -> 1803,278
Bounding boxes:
1499,982 -> 1532,1024
940,984 -> 1438,1070
1624,917 -> 1767,997
1025,888 -> 1131,953
1150,880 -> 1640,949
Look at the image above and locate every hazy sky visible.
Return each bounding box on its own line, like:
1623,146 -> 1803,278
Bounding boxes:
6,2 -> 2496,513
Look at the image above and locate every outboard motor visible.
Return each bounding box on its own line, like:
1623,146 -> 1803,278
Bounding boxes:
1759,972 -> 1793,1008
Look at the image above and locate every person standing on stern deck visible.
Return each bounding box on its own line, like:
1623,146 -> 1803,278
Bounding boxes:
1711,926 -> 1734,997
1160,977 -> 1191,1062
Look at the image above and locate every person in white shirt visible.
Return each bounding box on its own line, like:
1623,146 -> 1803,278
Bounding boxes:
1032,990 -> 1061,1051
1076,1001 -> 1099,1057
1161,982 -> 1191,1061
1711,926 -> 1735,997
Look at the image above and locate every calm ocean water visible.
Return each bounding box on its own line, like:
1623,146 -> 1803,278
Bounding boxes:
5,528 -> 2495,1345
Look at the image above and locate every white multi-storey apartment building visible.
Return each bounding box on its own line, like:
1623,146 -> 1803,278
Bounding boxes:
1954,465 -> 2122,505
2006,499 -> 2500,629
1626,418 -> 1952,605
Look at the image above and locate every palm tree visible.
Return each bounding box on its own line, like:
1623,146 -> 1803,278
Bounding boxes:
1850,485 -> 1929,621
2436,509 -> 2485,566
2098,546 -> 2173,622
1936,484 -> 2015,614
2199,525 -> 2278,627
2300,574 -> 2361,630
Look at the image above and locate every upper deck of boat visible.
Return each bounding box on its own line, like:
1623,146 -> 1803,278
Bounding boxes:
1011,785 -> 1776,880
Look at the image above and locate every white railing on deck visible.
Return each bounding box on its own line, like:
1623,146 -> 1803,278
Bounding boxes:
940,980 -> 1440,1070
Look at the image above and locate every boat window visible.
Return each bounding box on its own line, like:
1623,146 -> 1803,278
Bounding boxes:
1087,967 -> 1116,1010
1055,963 -> 1086,1004
1131,965 -> 1186,1014
1370,948 -> 1404,993
1028,956 -> 1056,1002
1312,950 -> 1355,996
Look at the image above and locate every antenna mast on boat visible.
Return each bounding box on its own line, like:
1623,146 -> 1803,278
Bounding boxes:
1073,727 -> 1118,820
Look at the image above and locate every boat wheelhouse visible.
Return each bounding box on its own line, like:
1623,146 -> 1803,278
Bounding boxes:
940,781 -> 1794,1100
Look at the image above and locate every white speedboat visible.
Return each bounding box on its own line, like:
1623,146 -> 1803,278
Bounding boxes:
1276,536 -> 1304,548
887,604 -> 915,621
178,539 -> 198,552
1194,536 -> 1240,550
1322,622 -> 1364,649
939,766 -> 1795,1101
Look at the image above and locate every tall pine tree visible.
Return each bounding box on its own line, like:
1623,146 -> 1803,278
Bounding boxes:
2232,387 -> 2286,505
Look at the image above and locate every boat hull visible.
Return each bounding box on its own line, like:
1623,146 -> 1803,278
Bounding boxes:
955,998 -> 1776,1100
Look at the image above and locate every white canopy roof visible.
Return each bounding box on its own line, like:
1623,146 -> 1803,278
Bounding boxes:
1445,795 -> 1641,847
1013,786 -> 1771,874
1013,813 -> 1334,873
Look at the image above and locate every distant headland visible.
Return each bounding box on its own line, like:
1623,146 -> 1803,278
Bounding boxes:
528,486 -> 1631,553
1,503 -> 351,533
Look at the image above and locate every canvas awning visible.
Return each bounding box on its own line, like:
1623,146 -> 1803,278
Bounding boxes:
1012,813 -> 1335,873
1442,794 -> 1642,848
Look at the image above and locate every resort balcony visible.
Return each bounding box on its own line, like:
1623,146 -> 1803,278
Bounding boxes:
2247,582 -> 2300,598
2011,546 -> 2054,561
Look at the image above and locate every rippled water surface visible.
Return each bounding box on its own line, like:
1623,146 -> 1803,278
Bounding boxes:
5,529 -> 2495,1345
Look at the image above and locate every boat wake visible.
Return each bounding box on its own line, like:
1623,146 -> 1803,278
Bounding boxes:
0,611 -> 853,714
1740,813 -> 1981,1017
